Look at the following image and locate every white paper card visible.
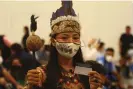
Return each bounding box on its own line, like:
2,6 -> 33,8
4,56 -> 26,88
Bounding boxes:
74,66 -> 92,76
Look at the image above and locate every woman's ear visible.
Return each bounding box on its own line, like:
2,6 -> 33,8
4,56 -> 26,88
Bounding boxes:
51,38 -> 56,46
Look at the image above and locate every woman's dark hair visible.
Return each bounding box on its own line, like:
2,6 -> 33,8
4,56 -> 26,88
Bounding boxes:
44,34 -> 86,88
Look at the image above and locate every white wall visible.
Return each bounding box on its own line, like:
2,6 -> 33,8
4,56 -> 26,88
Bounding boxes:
0,1 -> 133,59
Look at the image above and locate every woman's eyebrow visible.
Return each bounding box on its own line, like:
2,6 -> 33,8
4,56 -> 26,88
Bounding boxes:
73,34 -> 79,36
61,34 -> 69,36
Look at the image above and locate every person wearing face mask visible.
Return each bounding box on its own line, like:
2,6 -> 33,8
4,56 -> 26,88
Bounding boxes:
97,48 -> 124,89
25,1 -> 104,89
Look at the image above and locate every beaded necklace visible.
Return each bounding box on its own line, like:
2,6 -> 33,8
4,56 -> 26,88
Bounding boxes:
57,67 -> 84,89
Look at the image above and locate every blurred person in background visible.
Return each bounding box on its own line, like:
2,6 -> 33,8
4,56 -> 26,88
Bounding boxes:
119,55 -> 133,89
82,38 -> 105,61
9,56 -> 28,86
119,26 -> 133,58
35,39 -> 50,64
119,41 -> 133,79
0,50 -> 23,89
21,26 -> 30,53
96,41 -> 105,58
8,43 -> 40,75
127,47 -> 133,76
97,48 -> 124,89
119,56 -> 132,78
0,35 -> 12,68
0,66 -> 23,89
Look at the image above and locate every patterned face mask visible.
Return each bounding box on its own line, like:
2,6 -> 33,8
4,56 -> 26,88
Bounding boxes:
55,40 -> 80,59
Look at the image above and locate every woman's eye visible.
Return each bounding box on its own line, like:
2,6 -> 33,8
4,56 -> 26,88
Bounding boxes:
62,37 -> 68,40
73,37 -> 79,40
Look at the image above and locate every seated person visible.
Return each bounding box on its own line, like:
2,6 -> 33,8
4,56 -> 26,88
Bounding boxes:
97,48 -> 124,89
0,49 -> 23,89
0,66 -> 23,89
9,56 -> 26,86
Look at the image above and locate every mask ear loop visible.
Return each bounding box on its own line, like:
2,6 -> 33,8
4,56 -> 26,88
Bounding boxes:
74,42 -> 81,46
80,40 -> 85,47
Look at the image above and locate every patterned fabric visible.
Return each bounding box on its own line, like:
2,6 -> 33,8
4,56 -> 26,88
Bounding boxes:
51,20 -> 80,35
40,65 -> 85,89
57,68 -> 84,89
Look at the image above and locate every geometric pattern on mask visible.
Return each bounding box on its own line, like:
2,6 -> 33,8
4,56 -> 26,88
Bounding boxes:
56,43 -> 72,54
55,42 -> 80,58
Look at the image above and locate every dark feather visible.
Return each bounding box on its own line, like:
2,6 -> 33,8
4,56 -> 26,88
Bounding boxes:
30,15 -> 39,32
50,0 -> 77,24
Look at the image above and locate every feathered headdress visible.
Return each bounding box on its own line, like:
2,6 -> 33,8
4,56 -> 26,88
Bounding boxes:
50,0 -> 81,36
